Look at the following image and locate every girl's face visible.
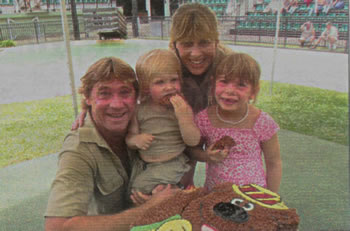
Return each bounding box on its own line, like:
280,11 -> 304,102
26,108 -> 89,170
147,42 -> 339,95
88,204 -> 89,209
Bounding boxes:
175,39 -> 217,76
149,74 -> 181,106
214,75 -> 256,112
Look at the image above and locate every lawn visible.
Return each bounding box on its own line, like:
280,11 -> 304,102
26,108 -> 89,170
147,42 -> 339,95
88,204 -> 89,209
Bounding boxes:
0,80 -> 347,168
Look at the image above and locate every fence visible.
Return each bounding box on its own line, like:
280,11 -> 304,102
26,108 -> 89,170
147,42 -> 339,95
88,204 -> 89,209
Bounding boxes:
0,15 -> 348,52
0,18 -> 86,44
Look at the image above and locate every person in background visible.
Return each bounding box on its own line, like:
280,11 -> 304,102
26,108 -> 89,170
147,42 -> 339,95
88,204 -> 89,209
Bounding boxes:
299,21 -> 316,47
333,0 -> 345,9
304,0 -> 313,7
311,21 -> 338,50
322,0 -> 333,14
288,0 -> 299,14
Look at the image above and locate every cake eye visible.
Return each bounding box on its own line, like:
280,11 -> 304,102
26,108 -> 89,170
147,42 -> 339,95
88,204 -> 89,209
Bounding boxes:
231,198 -> 244,206
243,203 -> 255,211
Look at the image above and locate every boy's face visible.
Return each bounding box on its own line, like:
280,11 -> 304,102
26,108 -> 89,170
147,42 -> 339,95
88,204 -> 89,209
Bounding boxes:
149,74 -> 181,106
86,79 -> 136,135
175,39 -> 217,76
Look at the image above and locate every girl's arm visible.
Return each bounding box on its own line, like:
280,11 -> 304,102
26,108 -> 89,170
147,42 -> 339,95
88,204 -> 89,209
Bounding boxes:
126,114 -> 154,150
261,133 -> 282,193
170,95 -> 200,147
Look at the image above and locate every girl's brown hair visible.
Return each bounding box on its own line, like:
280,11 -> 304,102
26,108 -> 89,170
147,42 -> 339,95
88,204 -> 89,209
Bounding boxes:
214,53 -> 261,102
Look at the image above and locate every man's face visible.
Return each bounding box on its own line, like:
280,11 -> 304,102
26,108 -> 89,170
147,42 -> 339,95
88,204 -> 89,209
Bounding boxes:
86,79 -> 136,136
175,39 -> 217,76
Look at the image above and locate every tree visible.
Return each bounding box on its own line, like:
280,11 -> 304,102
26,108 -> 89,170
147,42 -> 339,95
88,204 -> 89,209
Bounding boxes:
70,0 -> 80,40
132,0 -> 139,37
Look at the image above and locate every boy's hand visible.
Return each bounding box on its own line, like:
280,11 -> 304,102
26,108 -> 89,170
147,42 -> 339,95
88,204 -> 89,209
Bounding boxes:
134,133 -> 154,150
170,94 -> 194,121
206,143 -> 229,163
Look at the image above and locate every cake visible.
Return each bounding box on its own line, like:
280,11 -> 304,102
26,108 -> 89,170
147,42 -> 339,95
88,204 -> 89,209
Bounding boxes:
212,136 -> 236,150
131,183 -> 299,231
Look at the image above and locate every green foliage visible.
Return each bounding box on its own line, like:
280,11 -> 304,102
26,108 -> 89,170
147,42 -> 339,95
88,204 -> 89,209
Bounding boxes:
0,40 -> 16,47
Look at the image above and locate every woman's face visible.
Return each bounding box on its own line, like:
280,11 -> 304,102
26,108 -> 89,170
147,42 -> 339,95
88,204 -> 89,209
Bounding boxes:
175,39 -> 217,76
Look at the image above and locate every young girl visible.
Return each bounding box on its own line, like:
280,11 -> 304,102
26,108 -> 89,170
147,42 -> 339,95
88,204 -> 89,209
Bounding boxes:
193,52 -> 282,193
126,49 -> 201,195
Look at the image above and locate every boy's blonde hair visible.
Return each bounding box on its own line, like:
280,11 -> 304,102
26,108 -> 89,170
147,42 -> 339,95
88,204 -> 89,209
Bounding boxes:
214,53 -> 261,101
136,49 -> 182,101
169,3 -> 219,49
79,57 -> 138,109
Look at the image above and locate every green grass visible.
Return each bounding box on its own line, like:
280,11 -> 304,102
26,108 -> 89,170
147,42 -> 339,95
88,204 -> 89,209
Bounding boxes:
0,81 -> 348,168
257,81 -> 348,145
0,95 -> 80,168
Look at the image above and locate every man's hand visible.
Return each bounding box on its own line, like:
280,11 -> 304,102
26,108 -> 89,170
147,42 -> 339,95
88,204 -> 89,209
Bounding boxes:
131,184 -> 179,207
206,143 -> 229,163
71,109 -> 88,130
134,133 -> 154,150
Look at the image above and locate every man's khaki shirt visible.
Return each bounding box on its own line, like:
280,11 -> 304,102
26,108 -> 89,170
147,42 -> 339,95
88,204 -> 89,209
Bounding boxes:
45,115 -> 143,217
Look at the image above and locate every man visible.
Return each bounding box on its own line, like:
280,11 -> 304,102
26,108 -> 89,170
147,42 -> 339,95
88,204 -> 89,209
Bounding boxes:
311,22 -> 338,50
44,57 -> 178,231
299,21 -> 316,47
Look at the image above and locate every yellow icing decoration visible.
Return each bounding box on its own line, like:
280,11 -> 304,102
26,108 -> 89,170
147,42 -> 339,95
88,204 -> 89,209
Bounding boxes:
157,219 -> 192,231
232,184 -> 289,210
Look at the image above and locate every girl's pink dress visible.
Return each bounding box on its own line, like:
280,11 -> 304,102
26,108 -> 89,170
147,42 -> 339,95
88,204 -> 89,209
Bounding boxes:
195,108 -> 279,190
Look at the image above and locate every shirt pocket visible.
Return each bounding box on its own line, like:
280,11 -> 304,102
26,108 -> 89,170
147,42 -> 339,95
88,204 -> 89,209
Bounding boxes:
95,166 -> 126,214
96,164 -> 125,196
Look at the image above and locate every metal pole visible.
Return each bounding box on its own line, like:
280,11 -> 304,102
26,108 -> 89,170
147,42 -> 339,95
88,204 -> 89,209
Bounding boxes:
60,0 -> 78,118
348,0 -> 350,148
269,8 -> 281,95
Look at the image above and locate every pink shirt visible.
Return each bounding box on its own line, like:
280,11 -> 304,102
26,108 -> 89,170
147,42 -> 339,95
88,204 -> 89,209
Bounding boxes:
195,109 -> 279,190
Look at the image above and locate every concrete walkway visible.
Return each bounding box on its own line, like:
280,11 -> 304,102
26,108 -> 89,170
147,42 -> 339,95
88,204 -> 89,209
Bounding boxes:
0,129 -> 348,231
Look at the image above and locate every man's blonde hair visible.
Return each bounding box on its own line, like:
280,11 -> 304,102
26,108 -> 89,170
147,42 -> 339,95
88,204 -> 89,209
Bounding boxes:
79,57 -> 137,109
136,49 -> 182,101
169,3 -> 219,49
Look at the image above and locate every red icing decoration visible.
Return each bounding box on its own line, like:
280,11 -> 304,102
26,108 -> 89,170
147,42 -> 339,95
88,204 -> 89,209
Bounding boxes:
239,186 -> 259,192
248,193 -> 275,199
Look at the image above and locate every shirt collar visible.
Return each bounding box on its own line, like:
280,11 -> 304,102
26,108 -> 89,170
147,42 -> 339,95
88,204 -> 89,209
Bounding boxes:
78,113 -> 110,150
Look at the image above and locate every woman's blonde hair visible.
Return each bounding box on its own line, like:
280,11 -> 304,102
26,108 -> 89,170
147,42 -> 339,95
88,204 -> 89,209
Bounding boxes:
136,49 -> 182,101
79,57 -> 138,109
214,53 -> 261,102
169,3 -> 219,49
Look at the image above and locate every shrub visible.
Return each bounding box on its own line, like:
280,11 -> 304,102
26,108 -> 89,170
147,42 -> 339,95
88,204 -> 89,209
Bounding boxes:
0,40 -> 16,47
